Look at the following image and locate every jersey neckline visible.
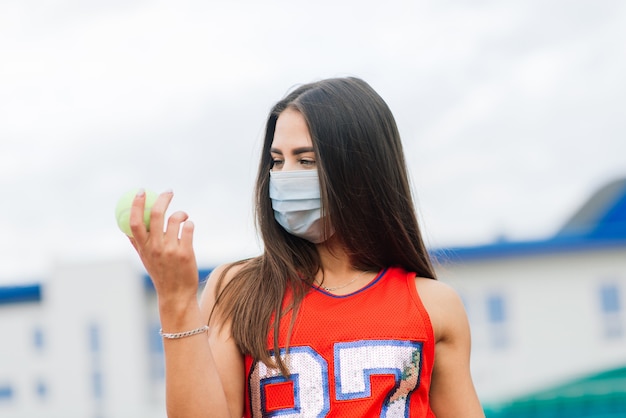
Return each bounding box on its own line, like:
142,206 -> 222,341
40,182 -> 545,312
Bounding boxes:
311,268 -> 388,298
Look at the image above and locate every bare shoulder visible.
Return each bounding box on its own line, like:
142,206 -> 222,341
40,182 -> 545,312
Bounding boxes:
201,259 -> 254,298
413,276 -> 468,343
414,276 -> 461,301
413,276 -> 464,315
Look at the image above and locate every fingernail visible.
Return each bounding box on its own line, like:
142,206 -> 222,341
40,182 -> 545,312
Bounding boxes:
136,188 -> 145,197
164,189 -> 173,195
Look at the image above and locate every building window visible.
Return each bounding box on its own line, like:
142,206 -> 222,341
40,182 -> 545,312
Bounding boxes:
486,293 -> 509,349
487,295 -> 506,323
92,371 -> 103,399
0,384 -> 13,401
33,326 -> 44,352
88,323 -> 104,401
89,324 -> 100,353
599,283 -> 623,339
35,379 -> 47,400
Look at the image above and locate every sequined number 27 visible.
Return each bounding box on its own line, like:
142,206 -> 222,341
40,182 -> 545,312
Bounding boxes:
249,339 -> 423,417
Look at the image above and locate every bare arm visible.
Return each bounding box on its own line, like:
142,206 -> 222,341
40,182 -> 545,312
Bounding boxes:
199,265 -> 246,418
128,191 -> 243,418
415,278 -> 485,417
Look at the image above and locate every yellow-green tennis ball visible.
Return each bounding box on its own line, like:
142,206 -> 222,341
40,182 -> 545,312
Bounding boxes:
115,189 -> 158,237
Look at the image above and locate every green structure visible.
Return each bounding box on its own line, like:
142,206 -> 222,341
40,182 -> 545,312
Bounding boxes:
484,366 -> 626,417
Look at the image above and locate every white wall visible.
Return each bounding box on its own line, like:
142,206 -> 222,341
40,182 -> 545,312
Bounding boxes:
0,259 -> 165,418
44,259 -> 159,418
438,246 -> 626,405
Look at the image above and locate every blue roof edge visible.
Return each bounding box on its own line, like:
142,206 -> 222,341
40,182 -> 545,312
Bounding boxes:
431,177 -> 626,264
430,234 -> 626,264
0,269 -> 216,304
0,284 -> 42,305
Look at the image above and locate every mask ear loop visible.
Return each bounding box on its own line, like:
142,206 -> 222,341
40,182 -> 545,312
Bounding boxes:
318,170 -> 335,243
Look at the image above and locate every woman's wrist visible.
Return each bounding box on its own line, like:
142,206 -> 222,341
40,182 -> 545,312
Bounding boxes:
157,294 -> 203,330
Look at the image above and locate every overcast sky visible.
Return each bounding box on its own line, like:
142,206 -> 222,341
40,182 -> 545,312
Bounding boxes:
2,0 -> 625,283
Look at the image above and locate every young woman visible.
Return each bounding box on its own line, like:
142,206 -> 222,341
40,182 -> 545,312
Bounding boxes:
128,77 -> 485,417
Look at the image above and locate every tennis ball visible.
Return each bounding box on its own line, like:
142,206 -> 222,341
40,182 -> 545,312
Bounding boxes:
115,189 -> 158,237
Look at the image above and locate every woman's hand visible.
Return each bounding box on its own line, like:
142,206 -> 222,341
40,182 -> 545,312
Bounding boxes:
125,190 -> 237,417
127,190 -> 199,313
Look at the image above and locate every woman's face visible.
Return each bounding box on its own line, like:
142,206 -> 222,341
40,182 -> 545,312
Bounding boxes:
270,108 -> 317,173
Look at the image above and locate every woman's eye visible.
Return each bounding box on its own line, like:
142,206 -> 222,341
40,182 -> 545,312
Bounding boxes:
300,159 -> 315,166
271,159 -> 284,167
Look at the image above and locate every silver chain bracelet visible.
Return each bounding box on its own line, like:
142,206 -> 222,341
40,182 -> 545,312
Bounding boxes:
159,325 -> 209,339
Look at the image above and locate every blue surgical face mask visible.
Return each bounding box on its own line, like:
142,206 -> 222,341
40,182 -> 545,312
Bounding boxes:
269,170 -> 332,243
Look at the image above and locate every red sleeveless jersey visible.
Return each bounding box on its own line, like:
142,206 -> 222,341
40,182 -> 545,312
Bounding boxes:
244,266 -> 436,417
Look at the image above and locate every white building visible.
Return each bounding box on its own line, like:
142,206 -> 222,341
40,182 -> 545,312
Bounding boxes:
1,178 -> 625,417
0,260 -> 196,418
435,178 -> 626,417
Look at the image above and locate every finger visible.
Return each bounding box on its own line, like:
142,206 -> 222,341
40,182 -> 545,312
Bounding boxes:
148,190 -> 174,237
179,220 -> 195,250
165,211 -> 189,241
129,189 -> 148,241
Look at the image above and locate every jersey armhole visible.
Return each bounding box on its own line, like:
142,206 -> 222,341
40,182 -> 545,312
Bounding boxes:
406,272 -> 436,345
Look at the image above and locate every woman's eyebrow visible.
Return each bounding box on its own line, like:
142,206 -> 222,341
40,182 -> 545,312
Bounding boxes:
270,147 -> 314,155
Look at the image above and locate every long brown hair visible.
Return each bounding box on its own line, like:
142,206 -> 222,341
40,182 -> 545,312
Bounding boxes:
212,77 -> 436,375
